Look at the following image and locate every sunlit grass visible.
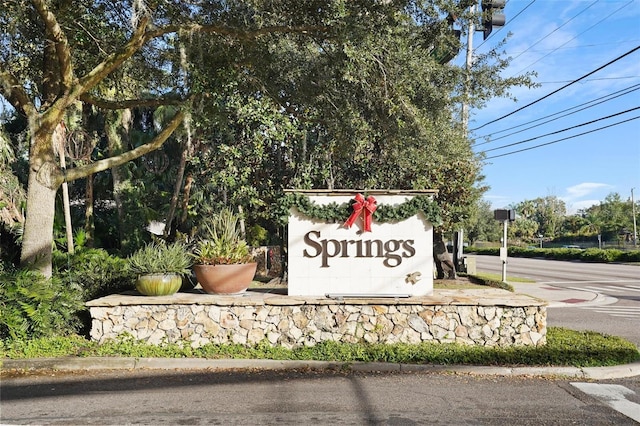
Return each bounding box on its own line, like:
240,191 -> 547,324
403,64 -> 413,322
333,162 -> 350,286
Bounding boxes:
2,328 -> 638,368
472,272 -> 535,283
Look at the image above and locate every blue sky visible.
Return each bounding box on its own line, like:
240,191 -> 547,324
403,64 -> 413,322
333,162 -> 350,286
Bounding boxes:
460,0 -> 640,214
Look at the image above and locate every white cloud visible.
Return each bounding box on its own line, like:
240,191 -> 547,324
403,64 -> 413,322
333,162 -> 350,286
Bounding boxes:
564,182 -> 613,200
565,199 -> 600,215
562,183 -> 614,214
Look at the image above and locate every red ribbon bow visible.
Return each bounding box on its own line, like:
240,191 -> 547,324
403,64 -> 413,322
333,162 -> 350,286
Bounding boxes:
344,193 -> 377,232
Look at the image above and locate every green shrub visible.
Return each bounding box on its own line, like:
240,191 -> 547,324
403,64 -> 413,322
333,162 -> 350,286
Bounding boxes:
465,246 -> 498,256
466,274 -> 514,291
579,248 -> 621,263
619,250 -> 640,262
0,335 -> 93,358
53,248 -> 131,301
0,269 -> 83,341
126,241 -> 192,276
247,224 -> 269,247
466,245 -> 639,264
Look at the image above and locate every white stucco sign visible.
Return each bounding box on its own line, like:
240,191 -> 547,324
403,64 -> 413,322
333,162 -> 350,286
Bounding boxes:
287,190 -> 436,297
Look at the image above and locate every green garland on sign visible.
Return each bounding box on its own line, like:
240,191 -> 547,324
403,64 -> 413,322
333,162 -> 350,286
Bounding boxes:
279,192 -> 442,225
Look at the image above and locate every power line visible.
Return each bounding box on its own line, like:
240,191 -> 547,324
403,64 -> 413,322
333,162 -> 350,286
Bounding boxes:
481,106 -> 640,153
484,114 -> 640,159
474,83 -> 640,144
507,39 -> 640,55
510,0 -> 634,77
538,76 -> 640,84
470,44 -> 640,131
506,0 -> 599,65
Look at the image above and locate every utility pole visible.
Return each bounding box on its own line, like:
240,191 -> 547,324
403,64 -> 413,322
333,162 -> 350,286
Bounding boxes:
461,3 -> 476,132
632,188 -> 637,248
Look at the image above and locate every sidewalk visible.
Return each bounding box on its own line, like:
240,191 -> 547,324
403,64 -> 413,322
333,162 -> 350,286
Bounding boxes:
510,280 -> 617,308
2,356 -> 639,380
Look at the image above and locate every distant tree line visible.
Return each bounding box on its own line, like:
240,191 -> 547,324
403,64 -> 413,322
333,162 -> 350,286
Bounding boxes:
463,193 -> 639,248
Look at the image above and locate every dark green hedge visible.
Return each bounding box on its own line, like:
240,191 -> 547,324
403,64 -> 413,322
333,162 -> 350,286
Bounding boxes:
465,246 -> 640,263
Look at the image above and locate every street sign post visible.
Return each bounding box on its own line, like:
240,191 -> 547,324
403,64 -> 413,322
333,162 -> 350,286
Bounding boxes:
494,209 -> 515,282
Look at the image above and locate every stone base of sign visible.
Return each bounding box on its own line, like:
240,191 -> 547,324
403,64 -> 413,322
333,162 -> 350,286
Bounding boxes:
87,289 -> 547,349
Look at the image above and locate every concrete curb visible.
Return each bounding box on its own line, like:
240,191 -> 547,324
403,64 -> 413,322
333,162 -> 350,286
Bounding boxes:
2,357 -> 639,379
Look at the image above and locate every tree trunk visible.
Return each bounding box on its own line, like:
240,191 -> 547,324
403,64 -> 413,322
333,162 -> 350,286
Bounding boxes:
164,138 -> 189,238
111,166 -> 126,246
105,109 -> 132,249
54,122 -> 74,254
433,231 -> 456,280
20,167 -> 57,277
20,111 -> 63,277
84,175 -> 94,247
179,173 -> 193,227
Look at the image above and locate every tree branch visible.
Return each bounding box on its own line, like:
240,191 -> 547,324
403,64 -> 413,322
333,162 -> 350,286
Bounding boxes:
80,93 -> 187,109
71,17 -> 150,100
31,0 -> 73,91
146,24 -> 330,41
54,110 -> 185,187
0,67 -> 37,118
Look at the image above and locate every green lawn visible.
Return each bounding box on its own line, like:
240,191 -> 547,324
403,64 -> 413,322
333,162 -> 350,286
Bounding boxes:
2,327 -> 638,368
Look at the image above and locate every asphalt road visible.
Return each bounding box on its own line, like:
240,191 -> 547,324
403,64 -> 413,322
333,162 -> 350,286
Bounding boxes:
473,255 -> 640,284
2,369 -> 639,425
473,255 -> 640,346
2,255 -> 639,425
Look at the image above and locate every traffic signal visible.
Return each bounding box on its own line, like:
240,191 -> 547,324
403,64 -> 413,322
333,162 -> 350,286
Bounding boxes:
481,0 -> 506,40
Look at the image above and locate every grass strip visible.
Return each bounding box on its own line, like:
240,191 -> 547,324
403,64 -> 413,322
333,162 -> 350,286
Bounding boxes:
2,327 -> 638,368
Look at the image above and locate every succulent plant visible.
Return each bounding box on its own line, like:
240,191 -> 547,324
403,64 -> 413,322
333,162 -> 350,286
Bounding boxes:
126,241 -> 192,276
192,208 -> 253,265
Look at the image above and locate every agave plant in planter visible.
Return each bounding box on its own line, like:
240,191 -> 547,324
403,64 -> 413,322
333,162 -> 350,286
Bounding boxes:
192,208 -> 257,295
126,241 -> 193,296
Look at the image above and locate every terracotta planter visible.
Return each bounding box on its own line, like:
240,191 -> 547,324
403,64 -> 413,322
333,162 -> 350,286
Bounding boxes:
193,263 -> 258,295
135,273 -> 182,296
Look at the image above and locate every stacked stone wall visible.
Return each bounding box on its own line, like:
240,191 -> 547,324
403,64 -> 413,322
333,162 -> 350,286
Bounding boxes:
88,291 -> 546,349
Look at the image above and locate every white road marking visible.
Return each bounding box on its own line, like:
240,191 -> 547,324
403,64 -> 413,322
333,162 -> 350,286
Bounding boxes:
570,382 -> 640,422
579,286 -> 626,293
618,285 -> 640,292
566,285 -> 640,294
581,306 -> 640,318
541,280 -> 639,285
605,313 -> 640,318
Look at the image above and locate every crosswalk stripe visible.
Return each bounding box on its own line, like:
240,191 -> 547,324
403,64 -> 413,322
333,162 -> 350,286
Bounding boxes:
609,313 -> 640,316
567,285 -> 640,293
541,280 -> 638,284
568,286 -> 624,293
571,383 -> 640,422
580,306 -> 640,318
582,306 -> 640,311
587,286 -> 625,292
